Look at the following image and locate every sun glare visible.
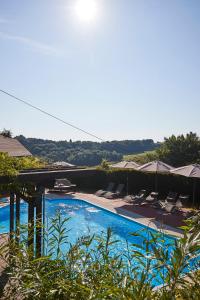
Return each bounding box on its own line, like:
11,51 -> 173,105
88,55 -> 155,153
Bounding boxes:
75,0 -> 98,22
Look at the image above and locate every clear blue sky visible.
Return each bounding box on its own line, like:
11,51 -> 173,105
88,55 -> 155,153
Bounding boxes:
0,0 -> 200,142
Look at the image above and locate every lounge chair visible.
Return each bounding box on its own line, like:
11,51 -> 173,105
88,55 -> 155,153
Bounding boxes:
95,182 -> 115,197
155,197 -> 182,213
140,192 -> 159,206
154,191 -> 178,208
165,192 -> 178,203
124,194 -> 133,202
177,194 -> 189,204
131,189 -> 147,204
163,202 -> 177,213
124,190 -> 147,205
174,195 -> 189,210
175,199 -> 183,209
104,184 -> 124,199
153,199 -> 167,209
49,178 -> 76,193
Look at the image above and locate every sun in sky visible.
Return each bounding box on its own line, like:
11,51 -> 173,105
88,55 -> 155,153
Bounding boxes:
74,0 -> 98,23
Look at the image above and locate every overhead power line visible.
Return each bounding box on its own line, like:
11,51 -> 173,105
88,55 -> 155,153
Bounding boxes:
0,89 -> 105,142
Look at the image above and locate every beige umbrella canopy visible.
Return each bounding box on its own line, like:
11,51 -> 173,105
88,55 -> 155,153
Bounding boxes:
137,160 -> 173,173
170,164 -> 200,178
110,161 -> 139,169
137,160 -> 173,191
110,161 -> 140,195
170,164 -> 200,206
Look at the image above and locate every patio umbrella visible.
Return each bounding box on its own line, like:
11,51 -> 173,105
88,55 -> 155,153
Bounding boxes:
110,161 -> 139,169
137,160 -> 173,191
170,164 -> 200,206
110,161 -> 140,194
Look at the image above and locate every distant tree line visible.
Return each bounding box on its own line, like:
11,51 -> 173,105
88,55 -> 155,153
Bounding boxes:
16,135 -> 159,166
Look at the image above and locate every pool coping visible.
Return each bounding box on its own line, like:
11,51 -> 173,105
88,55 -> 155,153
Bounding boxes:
46,193 -> 183,238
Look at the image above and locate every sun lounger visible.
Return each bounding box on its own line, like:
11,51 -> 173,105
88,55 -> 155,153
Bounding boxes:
54,178 -> 76,188
131,189 -> 147,203
174,195 -> 189,210
124,190 -> 147,205
177,194 -> 189,204
104,184 -> 124,199
152,200 -> 176,213
154,191 -> 178,208
95,182 -> 115,197
163,202 -> 177,213
124,194 -> 137,202
175,199 -> 183,209
154,198 -> 181,213
153,200 -> 166,209
165,192 -> 178,203
49,178 -> 76,193
140,192 -> 158,206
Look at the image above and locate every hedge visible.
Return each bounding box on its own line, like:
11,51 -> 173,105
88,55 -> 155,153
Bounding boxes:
67,168 -> 200,207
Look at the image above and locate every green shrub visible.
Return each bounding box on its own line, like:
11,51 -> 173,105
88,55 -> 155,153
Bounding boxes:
67,169 -> 199,206
0,152 -> 45,176
1,212 -> 200,299
124,150 -> 158,164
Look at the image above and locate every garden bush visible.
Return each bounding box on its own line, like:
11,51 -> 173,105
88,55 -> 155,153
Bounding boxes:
0,211 -> 200,299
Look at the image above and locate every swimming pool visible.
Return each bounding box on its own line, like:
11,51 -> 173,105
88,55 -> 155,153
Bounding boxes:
0,197 -> 174,240
0,198 -> 176,286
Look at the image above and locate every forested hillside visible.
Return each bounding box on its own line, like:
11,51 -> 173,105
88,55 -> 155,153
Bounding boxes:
16,135 -> 159,166
124,132 -> 200,167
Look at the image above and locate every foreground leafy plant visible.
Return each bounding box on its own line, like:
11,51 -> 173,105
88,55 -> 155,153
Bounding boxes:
0,212 -> 200,299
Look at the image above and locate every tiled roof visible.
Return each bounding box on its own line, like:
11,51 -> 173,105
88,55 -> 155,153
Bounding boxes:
0,135 -> 32,157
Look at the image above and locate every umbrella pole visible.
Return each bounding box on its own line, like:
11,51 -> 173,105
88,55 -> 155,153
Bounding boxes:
155,172 -> 158,192
127,175 -> 129,196
192,179 -> 196,207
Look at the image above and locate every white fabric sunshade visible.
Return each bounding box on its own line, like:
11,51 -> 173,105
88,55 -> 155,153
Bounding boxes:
110,161 -> 139,169
170,164 -> 200,178
138,160 -> 173,173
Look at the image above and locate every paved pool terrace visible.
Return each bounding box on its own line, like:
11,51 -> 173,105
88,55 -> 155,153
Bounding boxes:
46,192 -> 184,237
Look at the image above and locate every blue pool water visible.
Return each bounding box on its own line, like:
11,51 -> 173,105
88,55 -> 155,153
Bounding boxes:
0,197 -> 174,241
0,198 -> 177,286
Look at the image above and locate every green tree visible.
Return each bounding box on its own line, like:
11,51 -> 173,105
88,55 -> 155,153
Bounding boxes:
124,150 -> 158,164
100,159 -> 110,170
0,152 -> 45,176
0,128 -> 12,138
157,132 -> 200,166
